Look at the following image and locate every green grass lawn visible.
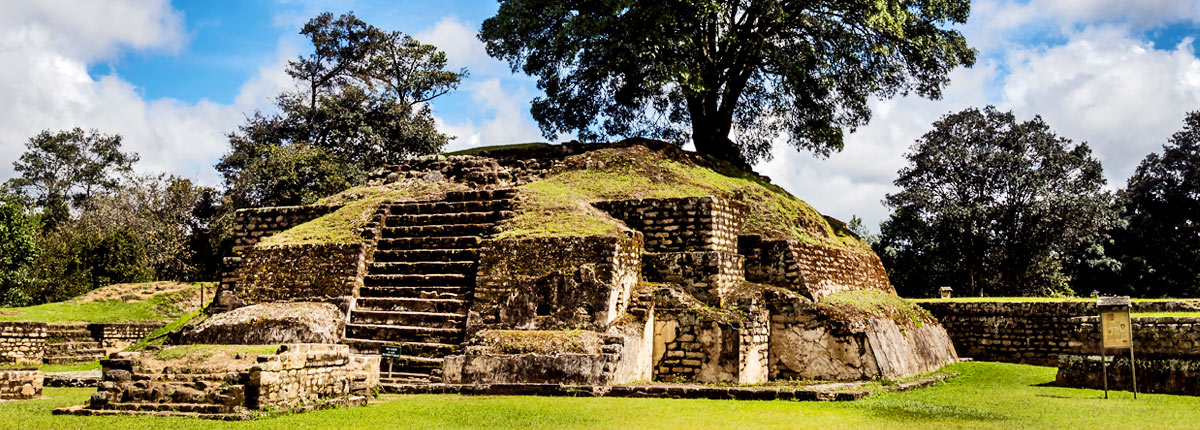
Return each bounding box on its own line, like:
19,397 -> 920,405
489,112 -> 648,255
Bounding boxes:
910,297 -> 1199,303
4,362 -> 1199,429
0,282 -> 206,323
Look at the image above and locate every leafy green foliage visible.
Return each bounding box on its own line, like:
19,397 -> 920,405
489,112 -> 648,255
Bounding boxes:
1103,111 -> 1200,297
218,11 -> 464,209
0,194 -> 38,306
878,106 -> 1116,298
4,128 -> 138,229
480,0 -> 976,164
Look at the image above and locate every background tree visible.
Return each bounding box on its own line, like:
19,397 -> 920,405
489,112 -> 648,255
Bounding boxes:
218,11 -> 465,208
480,0 -> 976,165
0,193 -> 38,306
877,106 -> 1116,297
1107,111 -> 1200,297
5,128 -> 139,229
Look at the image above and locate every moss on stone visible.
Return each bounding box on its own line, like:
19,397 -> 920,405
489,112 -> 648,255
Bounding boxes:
472,329 -> 605,355
817,290 -> 938,330
257,180 -> 467,247
152,344 -> 280,361
445,142 -> 551,156
498,146 -> 870,251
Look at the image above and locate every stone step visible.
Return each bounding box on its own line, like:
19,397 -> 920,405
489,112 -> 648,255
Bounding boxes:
364,274 -> 471,287
105,402 -> 230,414
387,200 -> 512,216
45,341 -> 102,351
343,339 -> 460,357
377,236 -> 482,251
355,297 -> 466,313
359,286 -> 466,299
382,355 -> 443,372
383,223 -> 495,238
373,248 -> 478,262
349,310 -> 465,329
344,323 -> 464,345
44,352 -> 106,365
445,189 -> 517,201
370,261 -> 475,276
379,374 -> 432,384
386,211 -> 511,227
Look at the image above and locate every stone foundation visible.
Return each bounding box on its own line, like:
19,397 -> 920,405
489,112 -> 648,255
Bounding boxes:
651,288 -> 769,384
1057,355 -> 1200,395
642,251 -> 744,306
739,236 -> 894,300
220,243 -> 371,309
0,369 -> 43,400
62,344 -> 377,418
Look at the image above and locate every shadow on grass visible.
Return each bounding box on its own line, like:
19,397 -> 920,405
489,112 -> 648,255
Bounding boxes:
858,401 -> 1007,422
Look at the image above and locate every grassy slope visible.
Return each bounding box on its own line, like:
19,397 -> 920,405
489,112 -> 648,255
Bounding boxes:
499,146 -> 869,251
0,283 -> 208,323
6,362 -> 1200,429
258,180 -> 468,247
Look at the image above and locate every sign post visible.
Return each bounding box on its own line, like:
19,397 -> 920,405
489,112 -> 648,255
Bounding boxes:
1097,296 -> 1137,399
380,344 -> 403,379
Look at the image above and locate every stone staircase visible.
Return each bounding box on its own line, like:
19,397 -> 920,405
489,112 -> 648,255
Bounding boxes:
44,324 -> 106,365
343,189 -> 515,384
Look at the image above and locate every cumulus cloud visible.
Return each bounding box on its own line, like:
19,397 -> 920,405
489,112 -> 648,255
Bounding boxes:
414,16 -> 495,73
437,78 -> 545,151
0,1 -> 294,184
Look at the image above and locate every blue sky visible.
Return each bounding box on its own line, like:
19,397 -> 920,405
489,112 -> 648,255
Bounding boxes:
4,0 -> 1200,230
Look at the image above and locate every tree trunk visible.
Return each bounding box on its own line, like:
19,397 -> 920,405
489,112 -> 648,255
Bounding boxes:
688,98 -> 748,168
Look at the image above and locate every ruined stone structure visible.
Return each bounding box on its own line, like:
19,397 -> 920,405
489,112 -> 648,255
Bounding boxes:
0,321 -> 162,365
0,369 -> 43,400
56,344 -> 377,419
196,141 -> 957,392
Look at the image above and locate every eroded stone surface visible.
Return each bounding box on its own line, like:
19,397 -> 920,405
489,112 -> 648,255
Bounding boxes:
179,302 -> 343,345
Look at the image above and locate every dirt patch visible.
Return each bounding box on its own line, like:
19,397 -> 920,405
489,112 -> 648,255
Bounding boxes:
77,282 -> 194,303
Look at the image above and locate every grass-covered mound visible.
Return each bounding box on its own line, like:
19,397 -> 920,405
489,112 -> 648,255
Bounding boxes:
0,282 -> 210,323
817,290 -> 938,330
257,178 -> 468,247
498,145 -> 868,251
256,141 -> 868,252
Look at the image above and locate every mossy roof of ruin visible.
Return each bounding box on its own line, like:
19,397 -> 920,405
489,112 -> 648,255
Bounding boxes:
497,144 -> 870,251
255,141 -> 869,251
444,142 -> 551,156
818,290 -> 938,330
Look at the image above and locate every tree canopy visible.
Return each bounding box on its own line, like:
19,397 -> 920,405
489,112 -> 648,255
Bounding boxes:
218,12 -> 465,208
1107,111 -> 1200,297
5,128 -> 139,228
480,0 -> 976,165
877,106 -> 1115,297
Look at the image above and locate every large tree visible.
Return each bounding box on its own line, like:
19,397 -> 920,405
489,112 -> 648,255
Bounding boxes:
480,0 -> 976,165
1110,111 -> 1200,297
877,106 -> 1116,297
0,194 -> 38,306
5,128 -> 139,228
218,12 -> 466,208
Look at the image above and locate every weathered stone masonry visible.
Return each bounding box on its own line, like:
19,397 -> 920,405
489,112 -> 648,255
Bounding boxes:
0,322 -> 165,365
740,236 -> 895,301
919,301 -> 1200,366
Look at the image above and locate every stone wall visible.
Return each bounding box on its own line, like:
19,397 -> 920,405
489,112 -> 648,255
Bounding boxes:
474,234 -> 643,330
918,301 -> 1200,366
642,252 -> 744,307
650,287 -> 768,384
594,196 -> 743,254
739,235 -> 895,300
82,344 -> 377,417
215,205 -> 342,312
769,291 -> 957,381
1057,355 -> 1200,395
224,243 -> 371,308
94,323 -> 162,351
0,322 -> 47,364
0,369 -> 43,400
247,344 -> 375,410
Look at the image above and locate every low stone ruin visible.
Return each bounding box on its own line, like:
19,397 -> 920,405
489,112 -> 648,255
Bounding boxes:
181,140 -> 958,401
56,344 -> 378,419
0,369 -> 43,400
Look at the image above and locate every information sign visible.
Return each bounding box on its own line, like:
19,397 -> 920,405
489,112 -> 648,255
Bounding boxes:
1101,310 -> 1132,349
380,345 -> 403,358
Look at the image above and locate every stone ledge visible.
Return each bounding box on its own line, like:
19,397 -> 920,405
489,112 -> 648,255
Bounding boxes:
381,372 -> 952,401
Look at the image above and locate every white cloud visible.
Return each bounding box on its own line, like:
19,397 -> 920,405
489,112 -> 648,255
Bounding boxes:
437,78 -> 545,151
414,16 -> 494,73
0,2 -> 295,185
1000,26 -> 1200,187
